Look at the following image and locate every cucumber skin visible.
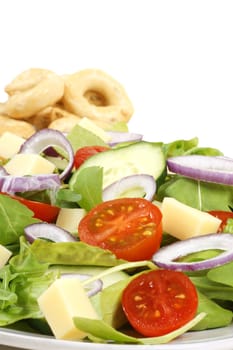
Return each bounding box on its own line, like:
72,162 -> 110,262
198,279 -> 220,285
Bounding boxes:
70,141 -> 167,189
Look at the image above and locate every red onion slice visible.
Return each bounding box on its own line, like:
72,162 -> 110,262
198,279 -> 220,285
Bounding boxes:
24,222 -> 77,243
152,233 -> 233,271
0,174 -> 60,193
167,155 -> 233,185
102,174 -> 156,202
61,273 -> 103,297
107,131 -> 143,147
0,166 -> 8,176
19,129 -> 74,180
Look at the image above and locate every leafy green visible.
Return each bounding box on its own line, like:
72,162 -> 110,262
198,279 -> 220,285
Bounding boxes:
223,218 -> 233,233
163,137 -> 199,157
73,313 -> 206,344
191,291 -> 232,330
0,195 -> 39,246
0,237 -> 57,326
67,125 -> 107,153
162,137 -> 223,158
30,239 -> 125,266
157,176 -> 233,211
54,188 -> 81,208
71,166 -> 103,211
207,261 -> 233,287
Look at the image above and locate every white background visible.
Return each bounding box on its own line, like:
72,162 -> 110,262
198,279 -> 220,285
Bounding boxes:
0,0 -> 233,155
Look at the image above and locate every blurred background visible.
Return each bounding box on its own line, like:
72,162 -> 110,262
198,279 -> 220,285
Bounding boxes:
0,0 -> 233,154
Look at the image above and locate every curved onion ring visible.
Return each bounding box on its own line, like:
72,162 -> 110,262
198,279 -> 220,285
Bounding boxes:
107,131 -> 143,147
0,174 -> 60,193
61,273 -> 103,297
19,129 -> 74,180
102,174 -> 156,202
24,222 -> 77,243
152,233 -> 233,271
167,155 -> 233,185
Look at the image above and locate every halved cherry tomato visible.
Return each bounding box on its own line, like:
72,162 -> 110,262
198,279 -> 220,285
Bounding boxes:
74,145 -> 109,169
208,210 -> 233,232
121,269 -> 198,337
78,197 -> 163,261
0,192 -> 60,223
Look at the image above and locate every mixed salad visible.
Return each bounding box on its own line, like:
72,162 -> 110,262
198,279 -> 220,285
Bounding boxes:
0,120 -> 233,345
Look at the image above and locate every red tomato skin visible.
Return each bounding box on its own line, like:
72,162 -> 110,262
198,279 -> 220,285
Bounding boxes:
78,197 -> 163,261
0,192 -> 59,223
74,146 -> 109,169
208,210 -> 233,232
121,269 -> 198,337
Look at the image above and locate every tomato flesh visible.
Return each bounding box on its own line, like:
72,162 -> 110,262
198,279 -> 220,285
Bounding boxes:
78,197 -> 163,261
208,210 -> 233,232
121,269 -> 198,337
0,192 -> 60,223
74,145 -> 109,169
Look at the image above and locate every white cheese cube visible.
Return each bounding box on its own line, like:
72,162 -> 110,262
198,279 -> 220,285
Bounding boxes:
78,117 -> 111,143
4,153 -> 56,176
161,197 -> 221,240
56,208 -> 86,233
0,244 -> 12,268
0,132 -> 25,159
37,278 -> 98,340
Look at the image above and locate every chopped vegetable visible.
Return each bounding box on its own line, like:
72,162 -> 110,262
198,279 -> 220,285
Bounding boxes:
121,269 -> 198,336
19,129 -> 74,180
102,174 -> 156,201
167,155 -> 233,185
152,233 -> 233,271
78,197 -> 163,261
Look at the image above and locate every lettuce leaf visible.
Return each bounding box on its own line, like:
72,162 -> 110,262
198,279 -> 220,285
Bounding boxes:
0,194 -> 39,246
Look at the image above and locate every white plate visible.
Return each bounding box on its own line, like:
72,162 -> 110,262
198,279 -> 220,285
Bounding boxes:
0,324 -> 233,350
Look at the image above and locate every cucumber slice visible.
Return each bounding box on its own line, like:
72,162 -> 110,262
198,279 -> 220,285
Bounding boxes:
70,141 -> 166,189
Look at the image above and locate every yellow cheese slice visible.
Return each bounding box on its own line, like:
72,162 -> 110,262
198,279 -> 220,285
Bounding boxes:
56,208 -> 86,233
161,197 -> 221,240
0,132 -> 25,159
4,153 -> 55,176
37,278 -> 98,340
0,244 -> 12,268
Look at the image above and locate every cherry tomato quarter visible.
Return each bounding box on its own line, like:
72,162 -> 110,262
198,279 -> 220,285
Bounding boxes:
0,192 -> 60,223
78,197 -> 163,261
208,210 -> 233,232
74,145 -> 109,169
121,269 -> 198,337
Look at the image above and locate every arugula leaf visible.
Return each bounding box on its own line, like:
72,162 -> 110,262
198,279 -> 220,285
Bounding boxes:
55,188 -> 81,208
67,125 -> 107,153
157,176 -> 233,211
0,195 -> 39,246
71,166 -> 103,211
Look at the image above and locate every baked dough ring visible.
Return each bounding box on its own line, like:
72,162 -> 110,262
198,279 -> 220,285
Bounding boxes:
29,105 -> 82,130
48,115 -> 82,133
4,68 -> 64,119
0,102 -> 6,114
0,115 -> 35,138
62,69 -> 134,126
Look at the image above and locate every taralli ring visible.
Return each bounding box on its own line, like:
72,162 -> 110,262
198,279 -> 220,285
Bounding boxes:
4,68 -> 65,119
62,69 -> 134,127
0,115 -> 35,138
